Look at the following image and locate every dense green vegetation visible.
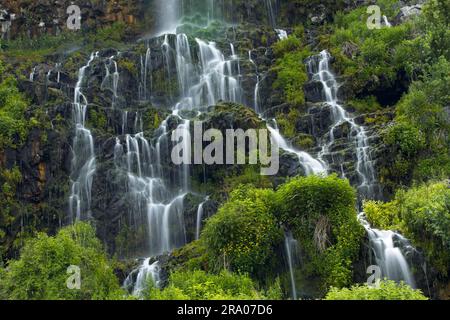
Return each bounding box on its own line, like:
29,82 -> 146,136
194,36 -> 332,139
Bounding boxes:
272,27 -> 311,108
325,280 -> 428,300
0,223 -> 124,300
276,175 -> 364,293
146,270 -> 282,300
0,60 -> 29,148
0,0 -> 448,301
202,185 -> 282,278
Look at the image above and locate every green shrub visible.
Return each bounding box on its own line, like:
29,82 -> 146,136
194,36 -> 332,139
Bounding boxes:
396,182 -> 450,277
147,270 -> 281,300
202,185 -> 282,277
364,200 -> 401,231
384,122 -> 425,158
0,222 -> 124,300
272,30 -> 311,108
276,175 -> 364,292
0,75 -> 29,148
325,280 -> 428,300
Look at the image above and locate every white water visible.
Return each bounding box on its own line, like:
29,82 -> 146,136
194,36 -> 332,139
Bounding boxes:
275,29 -> 288,40
284,232 -> 299,300
307,50 -> 414,286
68,52 -> 98,222
267,121 -> 326,175
127,4 -> 246,294
195,197 -> 209,240
124,258 -> 161,297
307,50 -> 379,201
359,214 -> 415,287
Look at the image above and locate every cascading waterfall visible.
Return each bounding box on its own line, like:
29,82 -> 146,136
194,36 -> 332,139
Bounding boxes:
124,258 -> 161,296
139,46 -> 152,101
359,214 -> 415,287
306,50 -> 415,286
68,52 -> 98,222
284,231 -> 299,300
306,50 -> 380,201
267,121 -> 326,175
195,197 -> 209,240
265,0 -> 278,28
126,2 -> 246,293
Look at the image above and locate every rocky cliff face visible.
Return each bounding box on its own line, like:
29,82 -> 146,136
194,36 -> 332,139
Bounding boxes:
1,0 -> 146,39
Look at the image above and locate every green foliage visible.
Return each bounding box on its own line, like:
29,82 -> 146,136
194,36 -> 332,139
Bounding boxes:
0,222 -> 124,300
0,166 -> 22,258
147,270 -> 281,300
0,73 -> 29,148
364,200 -> 401,231
384,122 -> 425,158
272,30 -> 311,107
325,280 -> 428,300
322,0 -> 449,107
348,96 -> 382,114
396,182 -> 450,277
382,56 -> 449,189
202,185 -> 282,277
276,108 -> 301,139
276,175 -> 364,292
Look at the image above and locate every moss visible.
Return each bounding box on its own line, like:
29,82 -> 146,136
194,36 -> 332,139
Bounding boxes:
118,58 -> 138,75
348,96 -> 382,114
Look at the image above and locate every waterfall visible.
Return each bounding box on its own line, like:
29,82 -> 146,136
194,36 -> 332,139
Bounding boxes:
306,50 -> 415,286
195,197 -> 209,240
265,0 -> 278,27
306,50 -> 380,201
139,47 -> 152,101
284,232 -> 299,300
267,121 -> 326,175
383,15 -> 392,27
359,214 -> 415,288
68,52 -> 98,222
126,7 -> 245,293
124,258 -> 161,297
275,29 -> 288,40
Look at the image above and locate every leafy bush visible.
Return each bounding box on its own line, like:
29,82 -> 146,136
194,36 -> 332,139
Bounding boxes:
272,29 -> 311,108
202,185 -> 282,277
384,122 -> 425,158
147,270 -> 281,300
0,222 -> 124,300
0,74 -> 29,148
0,166 -> 22,258
382,56 -> 449,188
325,280 -> 428,300
276,175 -> 364,292
396,182 -> 450,277
364,200 -> 401,231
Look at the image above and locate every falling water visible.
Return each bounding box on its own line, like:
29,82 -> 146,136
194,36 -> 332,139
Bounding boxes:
267,121 -> 326,175
307,50 -> 415,286
126,2 -> 246,293
284,232 -> 299,300
195,197 -> 209,240
306,50 -> 379,201
124,258 -> 162,297
359,214 -> 415,287
68,52 -> 98,222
